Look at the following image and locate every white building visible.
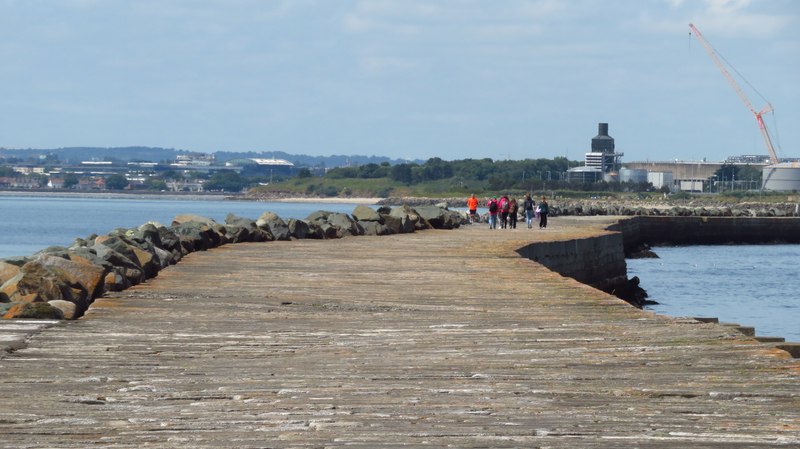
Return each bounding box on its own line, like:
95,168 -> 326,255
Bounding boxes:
647,171 -> 674,191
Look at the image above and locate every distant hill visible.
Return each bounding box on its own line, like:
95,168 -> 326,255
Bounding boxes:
0,146 -> 422,167
0,146 -> 181,164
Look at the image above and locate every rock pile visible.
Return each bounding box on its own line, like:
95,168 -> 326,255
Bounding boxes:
379,197 -> 800,218
551,200 -> 799,218
1,205 -> 465,321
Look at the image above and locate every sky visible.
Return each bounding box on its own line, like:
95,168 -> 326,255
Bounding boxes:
1,0 -> 798,163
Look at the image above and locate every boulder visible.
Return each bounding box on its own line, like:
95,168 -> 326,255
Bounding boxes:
1,256 -> 30,267
172,221 -> 218,252
35,254 -> 106,300
287,219 -> 310,239
3,302 -> 64,320
352,205 -> 381,222
415,205 -> 461,229
388,205 -> 424,232
225,213 -> 257,228
157,226 -> 185,260
224,214 -> 272,241
94,235 -> 161,279
67,247 -> 115,273
103,271 -> 131,292
90,244 -> 146,286
34,246 -> 71,258
0,260 -> 87,308
95,235 -> 140,264
327,213 -> 361,237
306,210 -> 334,223
171,214 -> 217,226
257,212 -> 291,241
224,213 -> 258,243
319,223 -> 340,239
359,221 -> 390,236
380,214 -> 403,234
48,299 -> 77,320
130,246 -> 161,279
210,223 -> 230,246
223,223 -> 251,243
132,223 -> 164,250
147,245 -> 175,269
304,221 -> 325,239
1,261 -> 21,287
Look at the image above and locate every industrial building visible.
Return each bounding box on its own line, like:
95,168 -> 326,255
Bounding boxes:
567,123 -> 624,183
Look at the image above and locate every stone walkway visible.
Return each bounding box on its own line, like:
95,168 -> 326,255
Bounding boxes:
1,217 -> 798,448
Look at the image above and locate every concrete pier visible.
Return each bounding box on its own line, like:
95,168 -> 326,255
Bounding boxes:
1,217 -> 798,448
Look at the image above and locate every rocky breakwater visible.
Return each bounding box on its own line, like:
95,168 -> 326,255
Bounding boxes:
380,197 -> 800,218
553,199 -> 800,218
0,204 -> 466,322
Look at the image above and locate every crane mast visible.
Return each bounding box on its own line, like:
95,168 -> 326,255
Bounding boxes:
688,23 -> 779,165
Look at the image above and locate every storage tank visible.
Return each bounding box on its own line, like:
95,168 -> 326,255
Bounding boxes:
619,168 -> 647,184
763,163 -> 800,191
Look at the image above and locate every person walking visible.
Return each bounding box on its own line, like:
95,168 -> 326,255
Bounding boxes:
467,193 -> 479,224
508,197 -> 518,229
498,194 -> 510,229
539,196 -> 549,229
523,193 -> 535,229
486,196 -> 499,229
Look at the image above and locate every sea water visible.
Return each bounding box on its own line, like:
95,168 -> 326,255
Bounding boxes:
0,195 -> 366,258
627,245 -> 800,341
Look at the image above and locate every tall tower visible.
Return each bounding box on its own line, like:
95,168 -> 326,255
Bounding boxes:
585,123 -> 623,173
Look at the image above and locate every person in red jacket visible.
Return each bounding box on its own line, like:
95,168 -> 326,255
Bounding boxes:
498,195 -> 510,229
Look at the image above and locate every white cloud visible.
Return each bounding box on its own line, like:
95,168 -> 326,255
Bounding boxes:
643,0 -> 795,38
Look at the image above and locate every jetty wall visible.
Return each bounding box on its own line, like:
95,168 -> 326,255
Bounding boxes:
517,216 -> 800,293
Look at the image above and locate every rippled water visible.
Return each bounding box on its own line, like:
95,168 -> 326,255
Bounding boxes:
0,195 -> 366,258
627,245 -> 800,341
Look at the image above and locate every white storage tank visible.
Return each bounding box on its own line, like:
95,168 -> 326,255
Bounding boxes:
619,168 -> 647,184
763,163 -> 800,191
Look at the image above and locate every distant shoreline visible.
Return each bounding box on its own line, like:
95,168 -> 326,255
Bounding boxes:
0,189 -> 383,204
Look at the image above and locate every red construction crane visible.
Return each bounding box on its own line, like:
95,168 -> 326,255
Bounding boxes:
688,23 -> 779,165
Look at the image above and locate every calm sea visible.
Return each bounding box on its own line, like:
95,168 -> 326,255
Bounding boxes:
627,245 -> 800,342
0,194 -> 365,258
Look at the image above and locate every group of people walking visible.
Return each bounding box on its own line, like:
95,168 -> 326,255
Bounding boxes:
467,193 -> 549,230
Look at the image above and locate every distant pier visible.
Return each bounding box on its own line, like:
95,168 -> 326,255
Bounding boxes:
1,217 -> 798,447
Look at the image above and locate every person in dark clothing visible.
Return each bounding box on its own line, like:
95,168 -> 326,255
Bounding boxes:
523,193 -> 535,229
508,197 -> 518,229
539,196 -> 549,229
487,196 -> 499,229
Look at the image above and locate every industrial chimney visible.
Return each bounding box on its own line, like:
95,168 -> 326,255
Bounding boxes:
591,123 -> 615,153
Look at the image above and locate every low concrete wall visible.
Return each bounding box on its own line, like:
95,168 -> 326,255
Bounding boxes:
518,216 -> 800,295
608,216 -> 800,254
516,232 -> 627,292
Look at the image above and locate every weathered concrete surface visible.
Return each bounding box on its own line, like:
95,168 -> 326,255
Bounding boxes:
0,217 -> 798,448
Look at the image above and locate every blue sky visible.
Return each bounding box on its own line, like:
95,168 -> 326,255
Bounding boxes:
1,0 -> 798,163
